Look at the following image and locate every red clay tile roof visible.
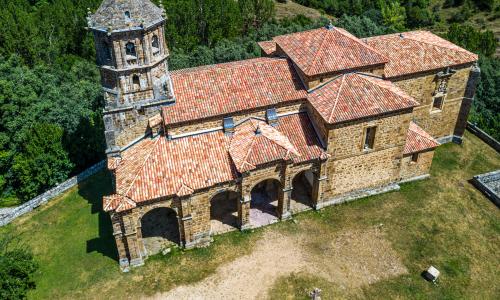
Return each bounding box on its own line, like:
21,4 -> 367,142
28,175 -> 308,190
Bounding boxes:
307,73 -> 418,124
404,121 -> 440,154
229,119 -> 301,172
104,113 -> 325,212
107,131 -> 236,210
163,57 -> 306,125
366,31 -> 478,78
273,27 -> 388,77
258,41 -> 277,55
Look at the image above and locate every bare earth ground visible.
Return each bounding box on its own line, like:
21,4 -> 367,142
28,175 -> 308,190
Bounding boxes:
148,227 -> 406,300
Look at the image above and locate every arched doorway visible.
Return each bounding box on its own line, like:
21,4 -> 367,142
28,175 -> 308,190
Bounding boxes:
141,207 -> 180,256
290,170 -> 314,213
210,191 -> 239,234
250,179 -> 281,227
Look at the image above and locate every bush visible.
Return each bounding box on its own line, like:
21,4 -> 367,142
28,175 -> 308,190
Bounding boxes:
0,236 -> 38,300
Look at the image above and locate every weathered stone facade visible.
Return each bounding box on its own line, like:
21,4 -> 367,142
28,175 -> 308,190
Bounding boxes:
93,1 -> 480,272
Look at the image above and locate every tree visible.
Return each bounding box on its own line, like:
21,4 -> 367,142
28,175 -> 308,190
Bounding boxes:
380,1 -> 407,31
12,123 -> 73,201
335,14 -> 391,38
0,235 -> 38,300
239,0 -> 275,31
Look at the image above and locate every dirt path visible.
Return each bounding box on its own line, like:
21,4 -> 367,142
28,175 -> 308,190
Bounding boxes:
146,227 -> 407,300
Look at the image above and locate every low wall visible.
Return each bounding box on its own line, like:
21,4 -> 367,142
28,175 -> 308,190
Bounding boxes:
0,160 -> 106,227
472,170 -> 500,207
467,122 -> 500,153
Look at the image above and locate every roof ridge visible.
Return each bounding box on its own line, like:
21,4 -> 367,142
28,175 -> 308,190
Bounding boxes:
334,28 -> 389,62
327,75 -> 346,123
305,29 -> 331,75
240,134 -> 258,171
123,137 -> 162,198
400,31 -> 475,55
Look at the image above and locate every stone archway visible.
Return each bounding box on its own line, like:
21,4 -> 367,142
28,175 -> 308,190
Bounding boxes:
141,207 -> 180,255
290,170 -> 315,213
210,191 -> 239,235
250,179 -> 281,227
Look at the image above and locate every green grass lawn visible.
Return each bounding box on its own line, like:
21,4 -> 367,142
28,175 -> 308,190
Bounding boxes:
1,131 -> 499,299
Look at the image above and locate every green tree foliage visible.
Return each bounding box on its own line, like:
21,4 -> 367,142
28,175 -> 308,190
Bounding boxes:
446,24 -> 497,57
0,235 -> 38,300
334,14 -> 392,38
12,123 -> 73,201
471,57 -> 500,140
446,24 -> 499,140
0,56 -> 104,203
380,1 -> 407,31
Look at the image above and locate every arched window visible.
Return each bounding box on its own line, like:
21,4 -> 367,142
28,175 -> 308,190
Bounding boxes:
152,35 -> 160,55
132,74 -> 140,90
102,41 -> 112,63
124,11 -> 131,21
125,42 -> 136,57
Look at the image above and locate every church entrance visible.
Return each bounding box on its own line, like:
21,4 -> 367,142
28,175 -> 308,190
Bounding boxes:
140,207 -> 180,256
250,179 -> 281,227
210,191 -> 239,235
290,170 -> 315,213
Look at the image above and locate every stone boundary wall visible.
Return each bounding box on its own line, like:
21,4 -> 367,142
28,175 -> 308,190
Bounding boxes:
467,122 -> 500,153
0,160 -> 106,227
472,170 -> 500,207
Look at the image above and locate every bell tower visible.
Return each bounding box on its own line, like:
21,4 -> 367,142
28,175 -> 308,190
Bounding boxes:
87,0 -> 175,156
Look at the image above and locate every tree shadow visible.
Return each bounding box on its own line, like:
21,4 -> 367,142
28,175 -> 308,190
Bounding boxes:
78,170 -> 118,262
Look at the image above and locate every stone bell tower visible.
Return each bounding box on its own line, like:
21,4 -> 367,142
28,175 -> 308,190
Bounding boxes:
87,0 -> 175,156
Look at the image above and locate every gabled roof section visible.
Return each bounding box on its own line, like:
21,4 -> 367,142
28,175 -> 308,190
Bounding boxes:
229,119 -> 301,173
404,122 -> 440,154
307,73 -> 418,124
89,0 -> 165,32
258,41 -> 277,56
273,27 -> 388,77
366,31 -> 478,78
163,57 -> 307,126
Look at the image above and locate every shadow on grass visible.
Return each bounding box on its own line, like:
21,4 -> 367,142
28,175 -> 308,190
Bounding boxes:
78,170 -> 118,262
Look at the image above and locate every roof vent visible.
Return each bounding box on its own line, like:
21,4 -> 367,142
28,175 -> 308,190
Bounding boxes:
399,33 -> 404,39
255,125 -> 262,136
325,21 -> 334,30
223,117 -> 234,135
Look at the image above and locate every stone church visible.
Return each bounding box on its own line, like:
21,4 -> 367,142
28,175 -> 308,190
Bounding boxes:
88,0 -> 480,271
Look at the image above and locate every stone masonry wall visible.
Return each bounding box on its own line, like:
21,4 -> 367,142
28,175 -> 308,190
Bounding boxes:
393,66 -> 472,139
399,150 -> 435,181
323,110 -> 412,198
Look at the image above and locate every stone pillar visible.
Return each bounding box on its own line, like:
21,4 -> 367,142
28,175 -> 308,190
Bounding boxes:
114,212 -> 144,270
238,193 -> 251,230
111,214 -> 130,272
279,163 -> 293,219
454,64 -> 481,141
312,161 -> 328,209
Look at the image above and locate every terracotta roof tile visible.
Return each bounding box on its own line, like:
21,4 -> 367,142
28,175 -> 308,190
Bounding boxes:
104,113 -> 325,212
308,73 -> 418,124
229,119 -> 301,172
258,41 -> 277,55
273,27 -> 388,77
163,57 -> 306,125
366,31 -> 478,78
404,122 -> 440,154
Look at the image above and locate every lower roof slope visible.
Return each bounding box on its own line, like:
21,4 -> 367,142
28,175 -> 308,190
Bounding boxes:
104,113 -> 325,212
163,57 -> 307,126
366,31 -> 478,78
307,73 -> 419,124
403,122 -> 440,154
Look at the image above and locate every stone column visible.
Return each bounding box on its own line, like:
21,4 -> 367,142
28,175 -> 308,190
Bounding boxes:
454,64 -> 481,141
111,214 -> 130,272
312,161 -> 328,209
238,193 -> 251,230
279,163 -> 292,219
121,212 -> 144,269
